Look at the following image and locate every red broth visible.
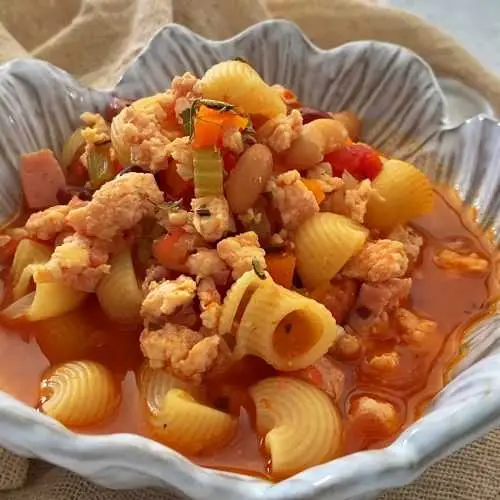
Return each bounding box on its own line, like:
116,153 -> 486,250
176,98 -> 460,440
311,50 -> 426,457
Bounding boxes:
0,187 -> 497,480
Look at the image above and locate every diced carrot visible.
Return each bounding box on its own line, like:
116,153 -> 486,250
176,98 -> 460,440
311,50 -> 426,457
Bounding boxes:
153,229 -> 186,269
301,178 -> 326,204
265,252 -> 296,289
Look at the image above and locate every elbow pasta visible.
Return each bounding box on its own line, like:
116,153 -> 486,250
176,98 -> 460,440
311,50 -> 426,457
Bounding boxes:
40,360 -> 120,427
365,159 -> 434,231
137,363 -> 205,415
285,119 -> 349,170
198,60 -> 286,118
249,377 -> 342,478
294,213 -> 369,289
96,249 -> 142,323
229,273 -> 338,370
151,388 -> 237,455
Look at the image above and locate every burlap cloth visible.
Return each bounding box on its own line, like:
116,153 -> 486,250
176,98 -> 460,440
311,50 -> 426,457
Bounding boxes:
0,0 -> 500,498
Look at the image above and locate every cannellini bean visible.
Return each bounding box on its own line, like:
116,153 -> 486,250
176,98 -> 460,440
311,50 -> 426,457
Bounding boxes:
284,119 -> 349,170
224,144 -> 273,214
330,111 -> 361,141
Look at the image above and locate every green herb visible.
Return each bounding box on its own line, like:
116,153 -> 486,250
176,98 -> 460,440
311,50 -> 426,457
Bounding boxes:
252,257 -> 266,280
157,199 -> 183,213
196,208 -> 211,217
197,98 -> 234,112
180,106 -> 194,137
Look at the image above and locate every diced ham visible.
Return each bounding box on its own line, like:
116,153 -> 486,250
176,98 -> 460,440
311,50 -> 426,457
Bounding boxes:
20,149 -> 66,210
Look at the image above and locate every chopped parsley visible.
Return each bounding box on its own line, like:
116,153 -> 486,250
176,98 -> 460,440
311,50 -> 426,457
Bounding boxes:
252,257 -> 266,280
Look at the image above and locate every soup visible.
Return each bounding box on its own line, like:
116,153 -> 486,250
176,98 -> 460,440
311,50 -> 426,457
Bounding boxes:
0,60 -> 497,481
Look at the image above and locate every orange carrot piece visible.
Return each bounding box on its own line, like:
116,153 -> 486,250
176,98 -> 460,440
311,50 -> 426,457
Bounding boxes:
301,178 -> 326,204
265,252 -> 296,289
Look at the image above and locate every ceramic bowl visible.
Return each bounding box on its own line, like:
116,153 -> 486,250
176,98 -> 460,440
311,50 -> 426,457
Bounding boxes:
1,20 -> 500,500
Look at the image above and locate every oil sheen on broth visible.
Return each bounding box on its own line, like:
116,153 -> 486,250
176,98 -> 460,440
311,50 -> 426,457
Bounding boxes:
0,188 -> 497,479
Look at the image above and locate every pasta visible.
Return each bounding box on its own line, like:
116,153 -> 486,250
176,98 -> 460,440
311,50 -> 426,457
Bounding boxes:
218,269 -> 272,336
0,59 -> 495,481
150,388 -> 237,455
40,360 -> 120,427
231,274 -> 338,370
11,239 -> 52,297
96,249 -> 142,323
365,159 -> 434,231
137,363 -> 205,415
198,60 -> 286,118
249,377 -> 342,478
294,213 -> 369,289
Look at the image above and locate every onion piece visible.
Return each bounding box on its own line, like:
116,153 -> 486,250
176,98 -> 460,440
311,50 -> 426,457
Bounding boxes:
60,128 -> 85,171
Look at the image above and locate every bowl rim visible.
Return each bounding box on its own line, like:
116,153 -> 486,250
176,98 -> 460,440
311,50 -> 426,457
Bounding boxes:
1,19 -> 500,500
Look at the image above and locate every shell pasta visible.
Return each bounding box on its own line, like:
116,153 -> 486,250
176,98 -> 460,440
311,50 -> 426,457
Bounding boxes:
40,360 -> 120,427
0,57 -> 496,482
151,389 -> 237,455
250,377 -> 342,478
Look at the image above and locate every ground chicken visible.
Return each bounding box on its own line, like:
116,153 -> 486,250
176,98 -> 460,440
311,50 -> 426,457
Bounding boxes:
197,277 -> 222,331
167,137 -> 193,179
222,127 -> 245,155
256,109 -> 303,153
348,278 -> 411,334
67,173 -> 163,241
330,326 -> 361,359
80,112 -> 110,145
394,307 -> 437,348
140,323 -> 222,381
33,233 -> 110,292
433,248 -> 489,274
25,205 -> 72,241
388,225 -> 424,264
186,248 -> 230,285
268,170 -> 319,230
142,265 -> 172,293
292,356 -> 345,401
216,231 -> 266,280
141,275 -> 196,323
191,196 -> 234,242
306,163 -> 345,194
344,179 -> 375,223
343,240 -> 409,282
368,351 -> 400,372
312,278 -> 359,324
349,396 -> 400,435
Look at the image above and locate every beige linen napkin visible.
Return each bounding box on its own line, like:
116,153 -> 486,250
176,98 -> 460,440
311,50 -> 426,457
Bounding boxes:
0,0 -> 499,498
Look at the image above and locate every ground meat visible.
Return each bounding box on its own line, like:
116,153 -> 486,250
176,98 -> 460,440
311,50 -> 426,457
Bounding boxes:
313,278 -> 359,324
222,127 -> 245,155
433,248 -> 489,274
168,137 -> 193,179
343,240 -> 409,282
292,356 -> 345,401
330,326 -> 361,359
67,173 -> 163,241
306,163 -> 345,193
216,231 -> 266,280
80,112 -> 110,145
388,225 -> 424,264
368,351 -> 400,372
140,323 -> 223,382
141,275 -> 196,323
142,265 -> 172,293
172,72 -> 199,98
25,205 -> 72,241
191,196 -> 234,243
33,233 -> 110,292
349,396 -> 400,435
256,109 -> 303,153
186,248 -> 230,285
394,307 -> 437,348
345,179 -> 374,223
197,277 -> 222,331
267,170 -> 319,230
348,278 -> 411,334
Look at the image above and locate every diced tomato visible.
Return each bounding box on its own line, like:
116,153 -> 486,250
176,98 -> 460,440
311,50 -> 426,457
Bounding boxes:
153,229 -> 187,270
324,143 -> 383,180
156,161 -> 193,200
222,150 -> 238,173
